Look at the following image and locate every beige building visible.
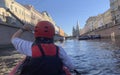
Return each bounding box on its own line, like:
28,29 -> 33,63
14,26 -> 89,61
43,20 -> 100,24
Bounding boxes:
0,0 -> 66,47
85,16 -> 96,31
81,24 -> 89,35
0,0 -> 32,25
103,9 -> 112,25
93,17 -> 98,30
95,9 -> 112,29
97,14 -> 104,28
24,5 -> 44,25
0,0 -> 56,25
110,0 -> 120,24
81,9 -> 112,35
0,0 -> 60,33
24,5 -> 57,25
81,16 -> 98,35
0,7 -> 7,22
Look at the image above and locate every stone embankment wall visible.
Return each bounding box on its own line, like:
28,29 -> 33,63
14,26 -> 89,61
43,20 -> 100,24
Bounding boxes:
0,22 -> 34,48
85,23 -> 120,39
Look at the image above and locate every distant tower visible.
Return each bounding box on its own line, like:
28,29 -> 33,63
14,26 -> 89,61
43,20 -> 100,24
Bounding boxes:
72,21 -> 80,37
72,26 -> 76,37
76,21 -> 80,37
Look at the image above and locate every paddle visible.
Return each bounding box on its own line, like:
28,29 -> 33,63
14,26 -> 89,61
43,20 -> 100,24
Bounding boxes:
74,70 -> 81,75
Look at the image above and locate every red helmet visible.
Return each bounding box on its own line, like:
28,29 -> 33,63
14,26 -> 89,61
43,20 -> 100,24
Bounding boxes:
34,21 -> 55,38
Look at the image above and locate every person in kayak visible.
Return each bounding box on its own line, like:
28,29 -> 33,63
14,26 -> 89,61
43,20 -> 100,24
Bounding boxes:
11,21 -> 76,75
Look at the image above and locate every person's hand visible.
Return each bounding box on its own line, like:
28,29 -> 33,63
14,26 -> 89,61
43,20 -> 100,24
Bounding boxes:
22,25 -> 33,31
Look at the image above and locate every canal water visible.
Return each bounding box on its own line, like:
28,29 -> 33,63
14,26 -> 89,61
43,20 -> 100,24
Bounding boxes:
56,39 -> 120,75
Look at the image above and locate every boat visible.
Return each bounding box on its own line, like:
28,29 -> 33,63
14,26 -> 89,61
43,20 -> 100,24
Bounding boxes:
9,58 -> 26,75
9,57 -> 73,75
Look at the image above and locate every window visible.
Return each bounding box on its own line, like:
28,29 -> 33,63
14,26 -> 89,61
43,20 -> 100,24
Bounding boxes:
15,7 -> 17,12
110,0 -> 117,3
10,5 -> 13,10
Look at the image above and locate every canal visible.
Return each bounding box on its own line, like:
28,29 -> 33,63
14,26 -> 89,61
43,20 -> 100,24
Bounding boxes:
56,39 -> 120,75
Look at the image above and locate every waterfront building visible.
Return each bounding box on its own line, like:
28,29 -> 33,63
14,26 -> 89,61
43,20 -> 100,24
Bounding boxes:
0,0 -> 61,34
0,0 -> 32,25
80,16 -> 98,35
0,0 -> 66,47
103,9 -> 112,25
59,27 -> 65,37
0,0 -> 57,26
92,9 -> 112,30
82,23 -> 90,35
110,0 -> 120,24
24,5 -> 43,25
97,14 -> 104,28
0,7 -> 7,22
85,16 -> 96,32
81,8 -> 112,35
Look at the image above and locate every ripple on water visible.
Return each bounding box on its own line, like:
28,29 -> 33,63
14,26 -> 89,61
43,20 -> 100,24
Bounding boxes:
57,39 -> 120,75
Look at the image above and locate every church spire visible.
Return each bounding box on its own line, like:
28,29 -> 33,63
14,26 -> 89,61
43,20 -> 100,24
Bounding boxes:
76,20 -> 80,36
76,20 -> 80,30
72,20 -> 81,37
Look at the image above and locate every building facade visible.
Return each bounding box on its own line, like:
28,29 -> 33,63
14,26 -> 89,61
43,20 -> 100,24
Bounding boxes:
110,0 -> 120,24
72,21 -> 80,37
0,7 -> 6,22
0,0 -> 66,47
103,9 -> 112,25
81,9 -> 112,35
82,16 -> 96,35
0,0 -> 62,35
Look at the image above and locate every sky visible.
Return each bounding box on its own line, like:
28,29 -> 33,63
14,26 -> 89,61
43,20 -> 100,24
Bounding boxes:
16,0 -> 110,35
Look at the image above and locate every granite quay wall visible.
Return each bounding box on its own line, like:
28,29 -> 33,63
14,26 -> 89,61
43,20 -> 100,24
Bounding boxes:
0,22 -> 34,48
84,23 -> 120,39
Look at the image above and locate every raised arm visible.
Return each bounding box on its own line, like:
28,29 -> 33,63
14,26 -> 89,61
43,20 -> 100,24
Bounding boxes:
11,25 -> 32,40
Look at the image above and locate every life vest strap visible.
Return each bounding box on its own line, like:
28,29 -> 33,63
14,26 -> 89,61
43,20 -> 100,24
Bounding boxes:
55,46 -> 59,56
37,44 -> 45,56
37,44 -> 59,57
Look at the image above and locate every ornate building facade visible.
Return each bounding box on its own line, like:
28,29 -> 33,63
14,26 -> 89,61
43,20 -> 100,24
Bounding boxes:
72,21 -> 80,37
0,0 -> 65,47
110,0 -> 120,24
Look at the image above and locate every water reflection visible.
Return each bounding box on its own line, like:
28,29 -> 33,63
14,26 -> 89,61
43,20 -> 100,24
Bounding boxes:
57,39 -> 120,75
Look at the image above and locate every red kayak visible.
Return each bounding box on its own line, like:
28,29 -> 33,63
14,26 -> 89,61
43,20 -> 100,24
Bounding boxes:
9,57 -> 72,75
9,58 -> 25,75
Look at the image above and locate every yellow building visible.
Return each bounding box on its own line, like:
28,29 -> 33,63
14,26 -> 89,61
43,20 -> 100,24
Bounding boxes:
0,0 -> 32,25
0,0 -> 65,37
59,28 -> 64,37
0,0 -> 56,26
0,7 -> 7,22
24,5 -> 44,25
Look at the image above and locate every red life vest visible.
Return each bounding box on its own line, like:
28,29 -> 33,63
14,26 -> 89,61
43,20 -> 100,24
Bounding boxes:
20,43 -> 65,75
32,43 -> 57,57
